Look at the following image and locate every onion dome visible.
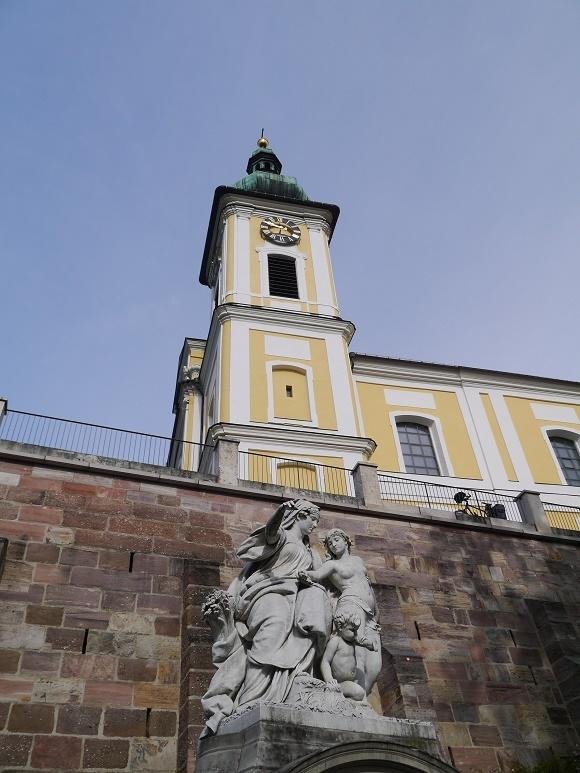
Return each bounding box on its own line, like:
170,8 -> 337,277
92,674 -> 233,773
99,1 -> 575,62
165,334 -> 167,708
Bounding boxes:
234,135 -> 309,202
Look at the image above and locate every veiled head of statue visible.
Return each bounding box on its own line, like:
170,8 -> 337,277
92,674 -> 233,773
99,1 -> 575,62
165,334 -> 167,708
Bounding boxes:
280,499 -> 320,531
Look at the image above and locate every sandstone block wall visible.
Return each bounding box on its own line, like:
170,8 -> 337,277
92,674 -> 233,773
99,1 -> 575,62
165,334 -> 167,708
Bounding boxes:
0,456 -> 579,772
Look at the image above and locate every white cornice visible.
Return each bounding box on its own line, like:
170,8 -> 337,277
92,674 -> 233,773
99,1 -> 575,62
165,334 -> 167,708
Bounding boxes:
351,357 -> 580,401
212,303 -> 355,342
205,422 -> 376,458
217,193 -> 335,226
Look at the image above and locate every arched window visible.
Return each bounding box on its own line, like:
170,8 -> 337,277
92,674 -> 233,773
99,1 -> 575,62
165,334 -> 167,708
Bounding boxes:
550,435 -> 580,486
396,421 -> 440,475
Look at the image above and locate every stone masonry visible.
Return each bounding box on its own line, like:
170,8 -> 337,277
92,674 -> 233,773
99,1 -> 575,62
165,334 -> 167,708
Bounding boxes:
0,451 -> 579,772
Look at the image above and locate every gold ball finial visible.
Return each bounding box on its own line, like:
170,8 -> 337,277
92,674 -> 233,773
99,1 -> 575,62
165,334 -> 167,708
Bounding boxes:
257,136 -> 269,148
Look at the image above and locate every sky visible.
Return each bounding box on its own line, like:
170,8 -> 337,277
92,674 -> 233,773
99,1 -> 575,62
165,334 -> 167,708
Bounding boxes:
1,1 -> 579,437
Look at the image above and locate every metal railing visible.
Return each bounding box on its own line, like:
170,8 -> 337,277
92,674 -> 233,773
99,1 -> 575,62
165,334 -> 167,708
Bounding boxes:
543,501 -> 580,534
239,451 -> 355,498
377,472 -> 522,522
0,409 -> 211,473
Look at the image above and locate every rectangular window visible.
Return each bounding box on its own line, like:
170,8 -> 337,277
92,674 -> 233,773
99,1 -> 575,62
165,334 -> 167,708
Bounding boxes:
268,254 -> 299,299
286,385 -> 293,397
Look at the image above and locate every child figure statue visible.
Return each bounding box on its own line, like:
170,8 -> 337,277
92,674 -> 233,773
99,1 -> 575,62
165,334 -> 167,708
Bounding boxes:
320,611 -> 375,702
299,527 -> 382,697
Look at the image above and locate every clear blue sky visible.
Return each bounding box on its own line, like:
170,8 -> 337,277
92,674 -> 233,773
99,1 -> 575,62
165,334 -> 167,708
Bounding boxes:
1,1 -> 579,435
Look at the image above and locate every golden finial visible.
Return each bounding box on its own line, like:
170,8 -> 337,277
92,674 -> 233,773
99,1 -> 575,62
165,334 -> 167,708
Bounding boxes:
257,128 -> 268,148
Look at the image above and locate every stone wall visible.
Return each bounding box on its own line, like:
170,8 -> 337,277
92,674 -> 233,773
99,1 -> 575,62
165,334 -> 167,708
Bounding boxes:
0,453 -> 579,772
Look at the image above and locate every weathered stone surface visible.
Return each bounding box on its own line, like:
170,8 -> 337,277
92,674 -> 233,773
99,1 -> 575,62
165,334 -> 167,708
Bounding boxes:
83,680 -> 133,706
57,704 -> 101,735
129,737 -> 178,770
83,738 -> 130,768
0,649 -> 21,673
149,710 -> 177,737
8,703 -> 54,733
103,707 -> 146,737
31,734 -> 82,769
0,733 -> 33,766
0,456 -> 579,773
108,611 -> 156,634
0,623 -> 45,650
197,703 -> 451,773
31,676 -> 83,704
46,525 -> 75,545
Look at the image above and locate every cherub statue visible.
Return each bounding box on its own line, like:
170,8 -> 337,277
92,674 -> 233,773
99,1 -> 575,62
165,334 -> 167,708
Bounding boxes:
320,611 -> 375,701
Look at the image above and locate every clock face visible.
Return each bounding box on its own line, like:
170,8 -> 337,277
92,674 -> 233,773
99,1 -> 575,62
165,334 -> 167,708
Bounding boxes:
260,216 -> 301,246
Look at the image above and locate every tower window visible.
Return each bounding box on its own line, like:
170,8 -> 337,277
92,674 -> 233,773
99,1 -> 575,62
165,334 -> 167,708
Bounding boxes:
550,435 -> 580,486
396,421 -> 440,476
272,366 -> 310,421
267,254 -> 299,299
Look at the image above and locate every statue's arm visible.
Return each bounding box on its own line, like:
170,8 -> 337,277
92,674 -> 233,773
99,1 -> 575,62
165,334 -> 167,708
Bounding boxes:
264,501 -> 289,545
307,560 -> 336,583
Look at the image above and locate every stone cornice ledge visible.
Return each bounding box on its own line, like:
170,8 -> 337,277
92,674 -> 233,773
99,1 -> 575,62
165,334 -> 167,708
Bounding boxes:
206,422 -> 376,458
351,357 -> 580,399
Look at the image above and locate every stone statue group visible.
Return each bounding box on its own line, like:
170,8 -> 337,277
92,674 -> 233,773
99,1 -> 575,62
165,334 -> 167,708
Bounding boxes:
201,499 -> 382,735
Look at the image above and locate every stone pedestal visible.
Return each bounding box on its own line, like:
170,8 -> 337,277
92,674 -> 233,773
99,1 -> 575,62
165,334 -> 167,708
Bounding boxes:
196,702 -> 455,773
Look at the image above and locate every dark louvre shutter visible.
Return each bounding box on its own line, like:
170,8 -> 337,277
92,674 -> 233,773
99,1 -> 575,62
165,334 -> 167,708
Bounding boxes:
267,255 -> 299,299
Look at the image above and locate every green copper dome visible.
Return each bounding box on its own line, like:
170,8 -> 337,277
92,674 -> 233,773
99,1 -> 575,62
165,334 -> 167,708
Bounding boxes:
233,137 -> 309,202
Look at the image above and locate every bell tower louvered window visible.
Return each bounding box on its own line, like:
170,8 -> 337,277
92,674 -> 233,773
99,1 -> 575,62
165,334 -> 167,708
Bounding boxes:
267,254 -> 299,299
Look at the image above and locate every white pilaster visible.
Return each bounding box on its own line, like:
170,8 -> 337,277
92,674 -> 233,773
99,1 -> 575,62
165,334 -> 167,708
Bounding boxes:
234,209 -> 252,304
307,222 -> 338,316
489,391 -> 534,487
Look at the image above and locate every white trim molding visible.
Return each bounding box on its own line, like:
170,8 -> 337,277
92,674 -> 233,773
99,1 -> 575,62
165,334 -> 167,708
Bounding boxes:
257,244 -> 308,304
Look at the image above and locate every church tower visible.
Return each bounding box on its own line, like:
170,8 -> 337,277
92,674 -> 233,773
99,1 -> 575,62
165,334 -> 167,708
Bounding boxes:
171,137 -> 374,481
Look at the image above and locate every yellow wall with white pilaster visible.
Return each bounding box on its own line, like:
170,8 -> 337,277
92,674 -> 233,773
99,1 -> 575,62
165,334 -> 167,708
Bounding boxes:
248,329 -> 337,430
355,381 -> 481,478
505,396 -> 580,484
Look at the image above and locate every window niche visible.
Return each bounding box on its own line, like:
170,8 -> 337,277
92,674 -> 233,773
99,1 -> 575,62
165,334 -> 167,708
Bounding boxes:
272,366 -> 310,422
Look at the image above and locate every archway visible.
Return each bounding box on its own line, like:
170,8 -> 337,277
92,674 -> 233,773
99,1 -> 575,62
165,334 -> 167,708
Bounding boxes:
279,740 -> 457,773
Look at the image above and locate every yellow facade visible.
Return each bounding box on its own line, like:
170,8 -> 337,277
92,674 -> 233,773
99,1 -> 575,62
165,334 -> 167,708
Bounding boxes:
505,396 -> 580,485
248,329 -> 337,430
245,450 -> 351,495
480,393 -> 517,481
175,139 -> 580,521
355,382 -> 481,478
272,367 -> 311,421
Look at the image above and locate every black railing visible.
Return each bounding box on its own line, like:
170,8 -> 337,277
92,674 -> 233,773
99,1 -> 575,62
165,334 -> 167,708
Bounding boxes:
543,501 -> 580,535
377,472 -> 522,522
0,409 -> 210,472
239,451 -> 355,498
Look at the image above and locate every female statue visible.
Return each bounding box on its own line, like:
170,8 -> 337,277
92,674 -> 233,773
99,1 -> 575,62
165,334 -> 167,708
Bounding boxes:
201,500 -> 333,733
